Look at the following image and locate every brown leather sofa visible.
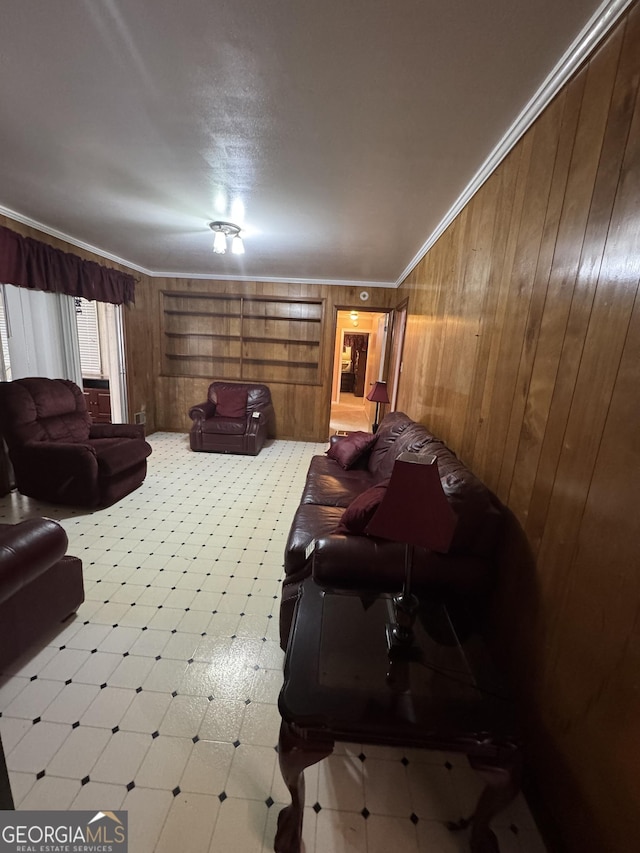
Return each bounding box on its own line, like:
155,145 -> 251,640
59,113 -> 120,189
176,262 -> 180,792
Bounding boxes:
0,377 -> 152,508
189,381 -> 275,455
0,517 -> 84,673
280,412 -> 504,647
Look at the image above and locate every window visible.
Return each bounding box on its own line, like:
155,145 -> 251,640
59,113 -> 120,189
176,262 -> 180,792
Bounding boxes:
75,297 -> 102,377
0,284 -> 11,380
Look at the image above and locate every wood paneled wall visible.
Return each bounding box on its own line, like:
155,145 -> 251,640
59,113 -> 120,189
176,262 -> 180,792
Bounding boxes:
396,5 -> 640,850
125,277 -> 397,441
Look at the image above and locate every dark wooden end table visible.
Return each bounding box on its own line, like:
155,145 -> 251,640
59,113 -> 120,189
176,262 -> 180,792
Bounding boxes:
275,580 -> 522,853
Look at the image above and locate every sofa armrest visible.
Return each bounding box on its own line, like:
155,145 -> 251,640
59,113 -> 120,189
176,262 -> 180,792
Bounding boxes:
312,535 -> 408,590
246,410 -> 266,436
189,400 -> 216,423
0,518 -> 68,604
312,535 -> 493,596
23,441 -> 97,466
90,423 -> 145,440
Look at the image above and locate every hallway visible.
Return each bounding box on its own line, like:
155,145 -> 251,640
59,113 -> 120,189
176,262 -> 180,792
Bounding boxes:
329,392 -> 370,435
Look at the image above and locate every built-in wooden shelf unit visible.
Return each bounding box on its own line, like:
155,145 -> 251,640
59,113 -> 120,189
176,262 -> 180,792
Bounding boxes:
160,291 -> 325,385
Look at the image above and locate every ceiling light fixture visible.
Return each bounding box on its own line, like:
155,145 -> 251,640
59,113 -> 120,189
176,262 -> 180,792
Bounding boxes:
209,221 -> 244,255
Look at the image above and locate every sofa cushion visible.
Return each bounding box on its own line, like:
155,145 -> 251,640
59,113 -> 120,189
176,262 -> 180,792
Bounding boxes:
215,385 -> 248,418
326,431 -> 377,470
372,422 -> 437,481
302,472 -> 372,508
441,471 -> 503,556
334,479 -> 390,535
366,412 -> 414,477
201,417 -> 246,435
0,378 -> 91,446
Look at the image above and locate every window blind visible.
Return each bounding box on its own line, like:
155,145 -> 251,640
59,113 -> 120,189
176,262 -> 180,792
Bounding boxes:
0,285 -> 11,380
75,298 -> 102,377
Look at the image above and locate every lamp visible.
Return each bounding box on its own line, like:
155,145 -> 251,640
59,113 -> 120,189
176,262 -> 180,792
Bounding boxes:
366,381 -> 390,433
209,221 -> 244,255
365,452 -> 457,651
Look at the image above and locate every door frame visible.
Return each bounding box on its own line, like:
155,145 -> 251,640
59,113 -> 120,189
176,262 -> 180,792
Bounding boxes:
387,298 -> 408,411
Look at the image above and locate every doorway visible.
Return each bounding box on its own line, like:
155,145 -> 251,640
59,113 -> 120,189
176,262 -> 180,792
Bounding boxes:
387,299 -> 408,410
329,309 -> 389,435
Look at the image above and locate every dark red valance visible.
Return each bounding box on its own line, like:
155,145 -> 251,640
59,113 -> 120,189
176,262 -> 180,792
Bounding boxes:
0,225 -> 136,305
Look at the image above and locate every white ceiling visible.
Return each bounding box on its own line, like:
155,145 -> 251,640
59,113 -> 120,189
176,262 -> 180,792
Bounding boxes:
0,0 -> 617,286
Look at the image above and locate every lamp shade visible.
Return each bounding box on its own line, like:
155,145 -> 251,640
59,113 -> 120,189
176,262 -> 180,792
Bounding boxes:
366,381 -> 390,405
365,453 -> 457,553
213,230 -> 227,254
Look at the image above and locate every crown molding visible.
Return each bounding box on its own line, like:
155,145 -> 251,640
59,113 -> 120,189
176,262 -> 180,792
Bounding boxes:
3,0 -> 630,293
394,0 -> 635,287
0,205 -> 394,288
147,270 -> 394,287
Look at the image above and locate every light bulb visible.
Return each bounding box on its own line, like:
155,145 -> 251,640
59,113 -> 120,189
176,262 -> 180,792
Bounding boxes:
213,230 -> 227,254
231,234 -> 245,255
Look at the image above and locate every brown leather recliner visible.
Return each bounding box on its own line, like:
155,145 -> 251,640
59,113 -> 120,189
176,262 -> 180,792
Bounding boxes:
0,377 -> 152,507
0,517 -> 84,673
189,381 -> 275,455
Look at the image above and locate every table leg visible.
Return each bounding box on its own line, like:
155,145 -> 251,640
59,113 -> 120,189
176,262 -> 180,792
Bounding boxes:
274,720 -> 334,853
466,752 -> 522,853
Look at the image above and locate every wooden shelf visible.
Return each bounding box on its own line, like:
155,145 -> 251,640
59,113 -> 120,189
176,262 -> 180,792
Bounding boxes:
165,332 -> 238,340
165,353 -> 239,362
161,291 -> 324,384
165,310 -> 242,319
243,335 -> 320,346
242,358 -> 318,369
243,313 -> 322,323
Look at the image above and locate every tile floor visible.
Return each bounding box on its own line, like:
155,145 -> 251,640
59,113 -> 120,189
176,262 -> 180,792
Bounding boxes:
0,433 -> 547,852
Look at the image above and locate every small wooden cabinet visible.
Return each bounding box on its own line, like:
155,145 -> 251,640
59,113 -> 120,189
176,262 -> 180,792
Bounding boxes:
83,382 -> 111,423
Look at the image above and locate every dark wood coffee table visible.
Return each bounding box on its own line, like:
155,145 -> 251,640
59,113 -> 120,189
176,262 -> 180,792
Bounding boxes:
275,580 -> 522,853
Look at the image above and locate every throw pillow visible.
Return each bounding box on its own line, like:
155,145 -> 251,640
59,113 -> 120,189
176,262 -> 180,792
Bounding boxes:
334,479 -> 390,535
215,386 -> 248,418
326,431 -> 378,470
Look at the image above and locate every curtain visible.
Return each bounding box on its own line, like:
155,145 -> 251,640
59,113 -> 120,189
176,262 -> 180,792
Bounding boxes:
343,334 -> 368,352
59,294 -> 83,387
0,225 -> 136,305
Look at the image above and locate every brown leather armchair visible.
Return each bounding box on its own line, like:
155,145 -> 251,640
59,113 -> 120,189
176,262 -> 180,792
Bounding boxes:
189,381 -> 275,455
0,377 -> 152,507
0,517 -> 84,673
